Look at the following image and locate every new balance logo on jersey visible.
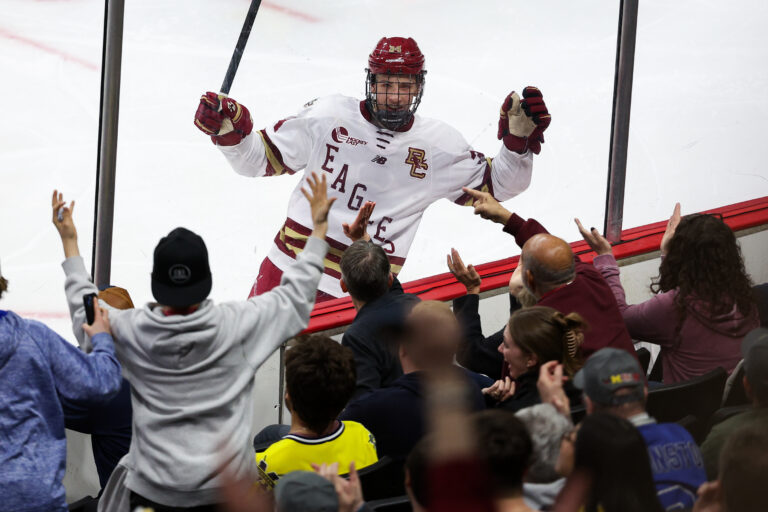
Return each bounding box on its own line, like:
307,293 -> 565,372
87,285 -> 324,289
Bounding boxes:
406,147 -> 428,179
331,126 -> 368,146
371,155 -> 387,165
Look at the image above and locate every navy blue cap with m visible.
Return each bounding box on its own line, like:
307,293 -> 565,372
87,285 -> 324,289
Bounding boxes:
574,347 -> 646,406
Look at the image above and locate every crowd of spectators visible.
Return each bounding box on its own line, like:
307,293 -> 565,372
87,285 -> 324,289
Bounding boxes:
1,180 -> 767,512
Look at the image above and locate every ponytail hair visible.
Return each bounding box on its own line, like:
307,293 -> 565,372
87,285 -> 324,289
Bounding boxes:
508,306 -> 587,376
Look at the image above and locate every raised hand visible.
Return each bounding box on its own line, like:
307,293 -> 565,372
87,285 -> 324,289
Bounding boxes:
537,361 -> 571,417
52,190 -> 80,258
461,187 -> 512,225
82,300 -> 112,338
312,462 -> 365,512
575,218 -> 613,256
447,248 -> 481,295
194,92 -> 253,146
342,201 -> 375,242
301,172 -> 337,239
660,203 -> 682,256
51,190 -> 76,240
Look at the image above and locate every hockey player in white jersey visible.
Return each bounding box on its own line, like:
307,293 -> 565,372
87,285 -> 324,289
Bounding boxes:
194,36 -> 550,301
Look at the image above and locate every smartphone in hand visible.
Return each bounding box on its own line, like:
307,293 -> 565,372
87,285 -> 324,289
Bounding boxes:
83,293 -> 97,325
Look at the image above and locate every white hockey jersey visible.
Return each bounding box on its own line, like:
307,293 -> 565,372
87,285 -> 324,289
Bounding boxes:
217,94 -> 533,297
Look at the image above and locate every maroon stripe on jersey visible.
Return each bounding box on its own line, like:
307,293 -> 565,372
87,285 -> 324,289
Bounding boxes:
278,217 -> 405,276
388,254 -> 406,266
260,130 -> 297,175
283,218 -> 351,254
376,131 -> 394,138
283,217 -> 312,236
280,233 -> 344,266
273,231 -> 342,280
453,159 -> 496,206
285,217 -> 349,252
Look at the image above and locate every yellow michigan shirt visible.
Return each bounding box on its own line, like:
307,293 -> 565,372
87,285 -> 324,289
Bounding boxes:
256,421 -> 378,488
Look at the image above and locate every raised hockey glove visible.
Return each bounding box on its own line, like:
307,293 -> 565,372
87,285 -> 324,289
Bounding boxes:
194,92 -> 253,146
497,86 -> 550,155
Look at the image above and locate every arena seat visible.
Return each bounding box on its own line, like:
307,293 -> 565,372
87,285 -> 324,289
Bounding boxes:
368,495 -> 412,512
646,367 -> 728,443
348,456 -> 405,502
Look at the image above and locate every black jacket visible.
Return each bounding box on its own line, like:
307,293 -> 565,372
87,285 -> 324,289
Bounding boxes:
342,279 -> 420,398
453,292 -> 521,380
341,370 -> 485,461
496,369 -> 583,413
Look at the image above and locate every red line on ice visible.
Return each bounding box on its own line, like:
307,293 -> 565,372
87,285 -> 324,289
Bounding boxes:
262,1 -> 321,23
0,27 -> 99,71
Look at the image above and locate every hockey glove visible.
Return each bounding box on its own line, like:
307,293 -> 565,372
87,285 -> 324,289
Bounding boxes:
194,92 -> 253,146
497,86 -> 550,155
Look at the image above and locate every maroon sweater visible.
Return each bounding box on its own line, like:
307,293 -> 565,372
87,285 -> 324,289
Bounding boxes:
504,214 -> 637,359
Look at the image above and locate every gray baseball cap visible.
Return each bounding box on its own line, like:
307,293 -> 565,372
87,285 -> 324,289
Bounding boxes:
574,348 -> 646,406
742,327 -> 768,395
274,471 -> 338,512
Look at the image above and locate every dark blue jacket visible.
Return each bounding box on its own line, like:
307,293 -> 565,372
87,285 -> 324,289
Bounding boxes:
638,421 -> 707,512
340,370 -> 485,462
342,280 -> 420,398
0,310 -> 121,512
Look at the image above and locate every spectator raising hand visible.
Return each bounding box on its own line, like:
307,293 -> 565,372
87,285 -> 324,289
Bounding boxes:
342,201 -> 375,242
537,360 -> 571,417
447,248 -> 481,295
574,218 -> 613,256
301,171 -> 337,239
460,187 -> 512,225
660,202 -> 682,256
313,462 -> 367,512
51,190 -> 79,258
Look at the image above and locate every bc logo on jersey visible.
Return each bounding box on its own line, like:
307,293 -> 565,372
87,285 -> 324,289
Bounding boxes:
405,147 -> 428,179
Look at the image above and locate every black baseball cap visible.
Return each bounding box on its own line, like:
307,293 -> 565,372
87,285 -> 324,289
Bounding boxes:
742,327 -> 768,395
574,348 -> 646,406
151,228 -> 212,308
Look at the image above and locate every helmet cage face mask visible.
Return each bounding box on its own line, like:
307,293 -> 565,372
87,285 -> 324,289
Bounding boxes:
365,70 -> 426,130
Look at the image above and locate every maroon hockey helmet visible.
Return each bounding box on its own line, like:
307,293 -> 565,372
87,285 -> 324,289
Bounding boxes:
365,37 -> 427,130
367,37 -> 425,75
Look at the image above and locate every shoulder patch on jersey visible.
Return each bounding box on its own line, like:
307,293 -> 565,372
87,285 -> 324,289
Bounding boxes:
303,98 -> 319,108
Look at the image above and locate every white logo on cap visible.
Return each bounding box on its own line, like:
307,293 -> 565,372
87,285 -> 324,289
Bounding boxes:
168,264 -> 192,284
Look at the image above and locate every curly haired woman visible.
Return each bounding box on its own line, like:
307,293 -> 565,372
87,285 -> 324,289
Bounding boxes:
577,204 -> 758,383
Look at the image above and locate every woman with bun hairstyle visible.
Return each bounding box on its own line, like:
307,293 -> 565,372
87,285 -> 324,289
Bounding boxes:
483,305 -> 586,413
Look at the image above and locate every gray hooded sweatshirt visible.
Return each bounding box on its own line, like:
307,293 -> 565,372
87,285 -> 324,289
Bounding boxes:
62,236 -> 328,506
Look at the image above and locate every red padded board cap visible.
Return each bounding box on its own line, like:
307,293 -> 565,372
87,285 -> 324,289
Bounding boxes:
305,196 -> 768,334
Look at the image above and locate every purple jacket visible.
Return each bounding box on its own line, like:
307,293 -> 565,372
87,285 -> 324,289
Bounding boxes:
593,254 -> 759,383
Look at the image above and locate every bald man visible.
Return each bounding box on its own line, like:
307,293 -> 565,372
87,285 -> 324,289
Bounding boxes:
456,188 -> 636,361
341,301 -> 485,462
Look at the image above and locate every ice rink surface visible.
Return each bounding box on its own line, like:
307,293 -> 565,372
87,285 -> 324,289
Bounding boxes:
2,0 -> 768,340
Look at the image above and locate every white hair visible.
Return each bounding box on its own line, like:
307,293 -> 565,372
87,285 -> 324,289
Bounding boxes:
515,403 -> 572,483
